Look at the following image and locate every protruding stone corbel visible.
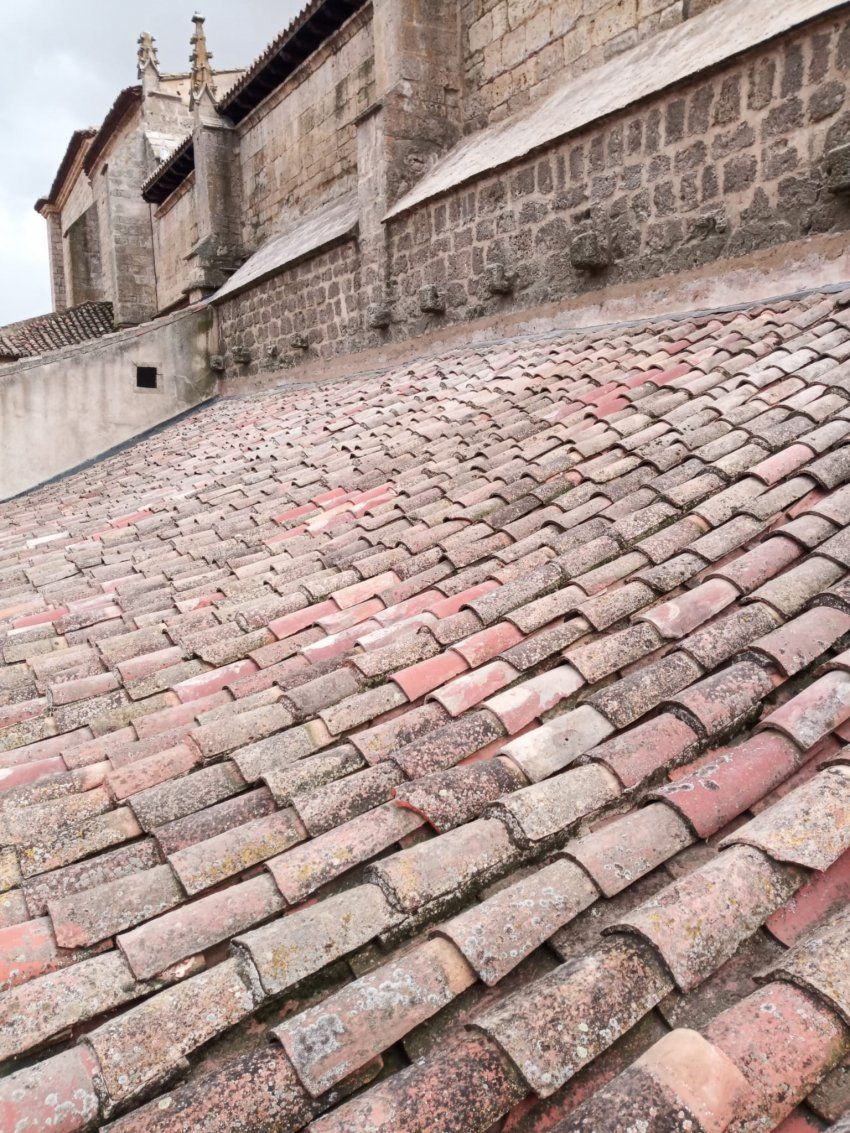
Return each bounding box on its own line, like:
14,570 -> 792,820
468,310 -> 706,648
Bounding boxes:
367,303 -> 392,329
826,144 -> 850,195
418,285 -> 445,314
570,228 -> 610,272
485,263 -> 516,296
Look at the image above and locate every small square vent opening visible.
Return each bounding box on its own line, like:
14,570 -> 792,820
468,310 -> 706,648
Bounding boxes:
136,366 -> 158,389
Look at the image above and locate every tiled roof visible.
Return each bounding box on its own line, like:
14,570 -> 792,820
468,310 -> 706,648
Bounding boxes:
34,129 -> 97,214
2,288 -> 850,1131
217,0 -> 368,124
82,87 -> 142,177
0,301 -> 114,362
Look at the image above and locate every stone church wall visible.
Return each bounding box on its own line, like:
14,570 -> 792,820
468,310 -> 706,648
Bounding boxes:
153,174 -> 199,313
236,8 -> 376,252
385,8 -> 850,339
60,167 -> 100,308
217,8 -> 850,378
460,0 -> 726,131
90,117 -> 160,326
216,238 -> 362,377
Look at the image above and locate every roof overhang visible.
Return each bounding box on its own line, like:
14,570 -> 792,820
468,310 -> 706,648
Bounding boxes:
217,0 -> 369,125
142,135 -> 195,205
83,86 -> 143,177
34,129 -> 97,215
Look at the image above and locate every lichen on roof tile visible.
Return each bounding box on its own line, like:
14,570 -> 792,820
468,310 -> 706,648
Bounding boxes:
4,285 -> 850,1132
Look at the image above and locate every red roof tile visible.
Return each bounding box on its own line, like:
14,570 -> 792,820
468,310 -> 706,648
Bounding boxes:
4,287 -> 850,1130
0,301 -> 114,361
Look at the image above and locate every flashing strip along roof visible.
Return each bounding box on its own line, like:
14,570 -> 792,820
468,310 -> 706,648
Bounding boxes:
209,193 -> 359,303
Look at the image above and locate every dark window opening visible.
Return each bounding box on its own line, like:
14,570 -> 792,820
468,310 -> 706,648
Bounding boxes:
136,366 -> 158,389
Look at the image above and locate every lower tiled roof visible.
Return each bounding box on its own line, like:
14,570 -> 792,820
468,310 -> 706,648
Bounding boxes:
0,301 -> 114,362
2,288 -> 850,1131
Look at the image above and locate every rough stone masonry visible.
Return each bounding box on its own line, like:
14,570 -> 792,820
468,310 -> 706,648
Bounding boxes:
31,0 -> 850,382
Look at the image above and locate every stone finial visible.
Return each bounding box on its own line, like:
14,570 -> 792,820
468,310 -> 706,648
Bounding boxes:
137,31 -> 159,80
190,13 -> 217,108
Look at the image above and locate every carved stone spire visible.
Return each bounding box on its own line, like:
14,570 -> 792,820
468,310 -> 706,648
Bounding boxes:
190,13 -> 217,108
136,31 -> 159,79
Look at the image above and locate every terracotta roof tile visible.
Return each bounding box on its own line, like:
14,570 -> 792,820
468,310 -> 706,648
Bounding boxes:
612,845 -> 803,991
0,300 -> 114,360
473,936 -> 673,1097
567,802 -> 693,897
267,801 -> 423,903
48,862 -> 183,947
759,670 -> 850,749
656,730 -> 805,838
500,703 -> 613,781
274,937 -> 475,1095
168,807 -> 305,894
5,288 -> 850,1130
582,651 -> 703,729
705,983 -> 849,1132
555,1028 -> 750,1133
393,757 -> 524,832
370,816 -> 520,913
84,958 -> 257,1111
438,858 -> 597,986
720,766 -> 850,871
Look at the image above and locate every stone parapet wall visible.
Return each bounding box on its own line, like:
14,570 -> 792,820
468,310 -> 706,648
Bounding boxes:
0,307 -> 215,499
216,8 -> 850,379
385,7 -> 850,338
216,239 -> 362,378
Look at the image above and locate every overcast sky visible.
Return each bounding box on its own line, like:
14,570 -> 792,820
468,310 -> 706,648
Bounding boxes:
0,1 -> 303,326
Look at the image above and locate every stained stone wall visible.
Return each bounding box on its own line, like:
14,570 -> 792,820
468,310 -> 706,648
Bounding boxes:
153,175 -> 199,313
235,9 -> 376,251
0,307 -> 215,500
216,239 -> 362,378
217,7 -> 850,377
58,156 -> 101,311
67,205 -> 103,308
385,7 -> 850,339
90,112 -> 160,326
460,0 -> 727,131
